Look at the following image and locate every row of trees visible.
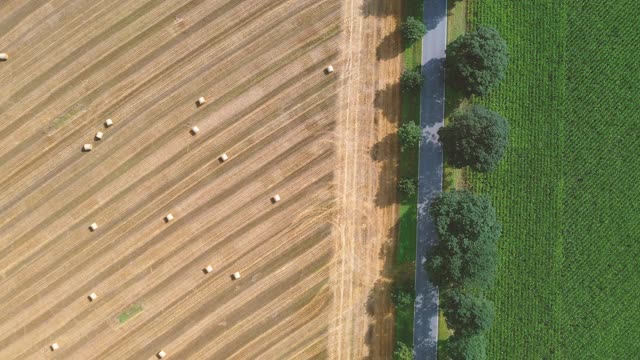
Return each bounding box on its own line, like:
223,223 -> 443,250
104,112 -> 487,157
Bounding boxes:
428,190 -> 501,359
441,26 -> 510,173
393,18 -> 510,360
429,27 -> 510,360
400,24 -> 511,98
397,26 -> 511,173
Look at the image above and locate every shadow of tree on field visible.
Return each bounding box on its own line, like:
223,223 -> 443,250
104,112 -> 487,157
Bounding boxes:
374,82 -> 401,122
370,132 -> 398,162
370,133 -> 400,209
361,0 -> 401,18
376,30 -> 403,61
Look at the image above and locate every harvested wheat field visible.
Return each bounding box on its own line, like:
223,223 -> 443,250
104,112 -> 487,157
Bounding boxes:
0,0 -> 401,359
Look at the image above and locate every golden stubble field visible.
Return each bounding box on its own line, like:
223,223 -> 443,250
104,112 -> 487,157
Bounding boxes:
0,0 -> 402,359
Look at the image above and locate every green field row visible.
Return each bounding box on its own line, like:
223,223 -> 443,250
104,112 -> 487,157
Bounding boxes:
467,0 -> 639,358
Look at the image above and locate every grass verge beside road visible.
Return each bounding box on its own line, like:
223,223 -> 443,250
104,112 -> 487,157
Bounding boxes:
393,0 -> 423,352
442,0 -> 467,193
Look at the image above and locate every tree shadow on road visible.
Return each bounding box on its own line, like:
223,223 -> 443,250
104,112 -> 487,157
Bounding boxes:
424,0 -> 448,31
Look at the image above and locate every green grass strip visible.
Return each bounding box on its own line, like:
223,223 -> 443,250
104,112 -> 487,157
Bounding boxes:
117,303 -> 143,324
394,0 -> 424,350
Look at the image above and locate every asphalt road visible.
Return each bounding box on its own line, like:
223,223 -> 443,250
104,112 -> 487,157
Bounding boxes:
413,0 -> 447,359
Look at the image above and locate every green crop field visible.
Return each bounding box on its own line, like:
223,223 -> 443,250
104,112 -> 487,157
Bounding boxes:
466,0 -> 640,358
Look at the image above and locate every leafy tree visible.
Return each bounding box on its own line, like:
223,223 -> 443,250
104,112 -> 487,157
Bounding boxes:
393,341 -> 413,360
391,289 -> 413,308
447,334 -> 487,360
398,177 -> 418,197
441,289 -> 494,335
400,68 -> 423,93
438,105 -> 509,172
391,279 -> 415,308
446,26 -> 508,96
397,121 -> 422,149
426,190 -> 501,290
400,17 -> 426,44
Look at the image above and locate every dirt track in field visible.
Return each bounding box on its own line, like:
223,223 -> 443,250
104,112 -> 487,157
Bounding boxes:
0,0 -> 401,359
330,0 -> 402,359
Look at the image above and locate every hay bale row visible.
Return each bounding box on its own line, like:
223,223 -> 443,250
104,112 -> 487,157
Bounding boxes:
55,64 -> 328,356
83,119 -> 114,152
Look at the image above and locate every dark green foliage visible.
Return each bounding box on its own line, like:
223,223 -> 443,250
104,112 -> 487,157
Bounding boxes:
392,290 -> 413,308
447,334 -> 487,360
468,1 -> 640,357
391,279 -> 415,308
400,17 -> 427,44
438,105 -> 509,172
441,289 -> 494,335
446,27 -> 508,96
426,190 -> 501,290
393,341 -> 414,360
400,69 -> 423,93
398,177 -> 418,197
397,122 -> 422,149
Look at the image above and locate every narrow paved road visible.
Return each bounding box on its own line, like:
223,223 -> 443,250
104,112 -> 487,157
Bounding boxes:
413,0 -> 447,359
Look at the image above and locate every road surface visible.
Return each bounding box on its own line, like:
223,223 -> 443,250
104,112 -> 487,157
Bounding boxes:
413,0 -> 447,359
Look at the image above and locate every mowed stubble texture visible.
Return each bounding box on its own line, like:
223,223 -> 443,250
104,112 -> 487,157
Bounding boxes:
0,0 -> 343,359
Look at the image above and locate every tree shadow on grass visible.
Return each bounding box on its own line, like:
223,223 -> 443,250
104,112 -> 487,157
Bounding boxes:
438,336 -> 450,359
444,83 -> 466,119
447,0 -> 465,15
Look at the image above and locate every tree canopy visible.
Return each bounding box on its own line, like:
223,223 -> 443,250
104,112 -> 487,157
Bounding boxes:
398,177 -> 418,197
400,68 -> 423,93
446,26 -> 508,96
391,277 -> 415,308
397,122 -> 422,149
438,104 -> 509,172
393,341 -> 413,360
447,334 -> 487,360
400,17 -> 426,44
441,289 -> 494,335
426,190 -> 501,290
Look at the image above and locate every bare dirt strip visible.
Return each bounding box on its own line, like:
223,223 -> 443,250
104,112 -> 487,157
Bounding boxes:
329,0 -> 402,359
0,0 -> 401,359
